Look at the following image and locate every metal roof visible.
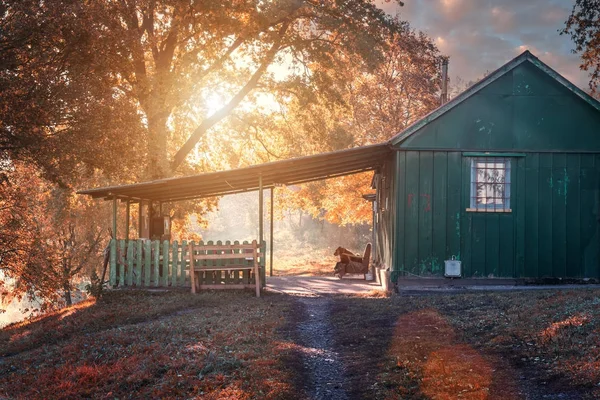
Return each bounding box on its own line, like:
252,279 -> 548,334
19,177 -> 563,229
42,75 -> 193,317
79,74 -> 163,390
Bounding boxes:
78,143 -> 391,202
389,50 -> 600,146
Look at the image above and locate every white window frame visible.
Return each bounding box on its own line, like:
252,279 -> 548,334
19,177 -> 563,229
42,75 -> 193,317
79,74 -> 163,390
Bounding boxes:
467,157 -> 512,212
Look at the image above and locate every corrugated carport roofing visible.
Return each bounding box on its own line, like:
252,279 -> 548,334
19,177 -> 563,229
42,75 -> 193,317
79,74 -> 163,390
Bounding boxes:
78,143 -> 391,202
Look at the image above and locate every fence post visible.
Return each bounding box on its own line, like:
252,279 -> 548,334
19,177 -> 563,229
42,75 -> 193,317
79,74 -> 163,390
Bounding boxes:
153,240 -> 160,287
144,240 -> 151,287
162,240 -> 169,286
109,238 -> 117,287
135,240 -> 143,286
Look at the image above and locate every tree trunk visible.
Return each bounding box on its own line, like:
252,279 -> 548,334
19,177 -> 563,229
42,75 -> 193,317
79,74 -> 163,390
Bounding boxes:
63,281 -> 72,306
147,110 -> 171,179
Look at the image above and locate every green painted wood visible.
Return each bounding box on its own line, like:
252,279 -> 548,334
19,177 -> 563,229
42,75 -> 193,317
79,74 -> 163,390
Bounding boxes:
566,154 -> 582,277
432,152 -> 448,273
162,240 -> 169,286
144,240 -> 151,287
580,156 -> 598,277
171,240 -> 178,286
418,151 -> 434,274
499,214 -> 514,277
260,240 -> 266,287
463,152 -> 526,157
135,240 -> 142,286
485,215 -> 500,276
471,215 -> 486,277
404,152 -> 420,273
109,239 -> 117,287
181,240 -> 188,286
538,154 -> 553,277
233,240 -> 241,284
242,240 -> 250,284
153,240 -> 160,286
524,154 -> 539,277
551,154 -> 567,277
216,240 -> 223,285
446,152 -> 462,262
515,157 -> 526,277
224,240 -> 231,285
118,240 -> 126,286
400,63 -> 600,152
461,157 -> 473,276
126,240 -> 134,286
395,151 -> 406,275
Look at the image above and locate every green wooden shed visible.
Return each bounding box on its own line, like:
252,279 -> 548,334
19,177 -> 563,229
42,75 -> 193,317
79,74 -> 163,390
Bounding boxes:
374,50 -> 600,281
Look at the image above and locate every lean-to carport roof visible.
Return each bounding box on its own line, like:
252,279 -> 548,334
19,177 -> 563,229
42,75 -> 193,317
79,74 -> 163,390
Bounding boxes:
78,143 -> 391,202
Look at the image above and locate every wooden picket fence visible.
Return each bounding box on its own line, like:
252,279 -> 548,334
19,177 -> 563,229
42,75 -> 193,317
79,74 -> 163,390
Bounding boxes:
108,239 -> 266,288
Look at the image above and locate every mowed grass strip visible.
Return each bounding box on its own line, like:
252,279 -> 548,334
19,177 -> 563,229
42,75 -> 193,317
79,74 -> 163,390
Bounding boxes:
0,290 -> 298,399
329,288 -> 600,399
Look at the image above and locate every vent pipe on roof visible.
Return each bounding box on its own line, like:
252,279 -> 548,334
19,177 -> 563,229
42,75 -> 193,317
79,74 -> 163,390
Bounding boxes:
441,57 -> 449,105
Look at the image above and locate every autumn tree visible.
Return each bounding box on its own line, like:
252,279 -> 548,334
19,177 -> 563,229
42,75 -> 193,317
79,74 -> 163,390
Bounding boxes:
563,0 -> 600,95
1,0 -> 409,181
220,24 -> 443,225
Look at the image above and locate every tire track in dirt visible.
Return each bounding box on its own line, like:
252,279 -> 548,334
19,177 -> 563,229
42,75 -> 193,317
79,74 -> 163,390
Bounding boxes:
295,296 -> 349,400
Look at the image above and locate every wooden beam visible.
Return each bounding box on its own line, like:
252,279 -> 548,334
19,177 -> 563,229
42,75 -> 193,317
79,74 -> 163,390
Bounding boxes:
270,187 -> 274,277
258,175 -> 263,246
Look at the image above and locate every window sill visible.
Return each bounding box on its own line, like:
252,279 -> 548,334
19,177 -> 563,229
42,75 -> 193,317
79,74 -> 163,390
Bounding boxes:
466,208 -> 512,213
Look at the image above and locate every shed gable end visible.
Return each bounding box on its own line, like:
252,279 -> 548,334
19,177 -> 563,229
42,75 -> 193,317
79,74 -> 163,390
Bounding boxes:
399,61 -> 600,151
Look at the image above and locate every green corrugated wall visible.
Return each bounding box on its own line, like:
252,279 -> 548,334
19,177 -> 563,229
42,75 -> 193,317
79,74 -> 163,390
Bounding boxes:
393,151 -> 600,278
389,60 -> 600,279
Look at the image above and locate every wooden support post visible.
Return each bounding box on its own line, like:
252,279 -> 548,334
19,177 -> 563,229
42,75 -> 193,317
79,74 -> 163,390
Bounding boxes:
270,187 -> 274,277
125,200 -> 130,240
138,201 -> 143,239
112,196 -> 117,239
258,175 -> 264,245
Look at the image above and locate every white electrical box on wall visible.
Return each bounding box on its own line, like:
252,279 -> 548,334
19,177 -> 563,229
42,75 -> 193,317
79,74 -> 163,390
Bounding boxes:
445,256 -> 461,278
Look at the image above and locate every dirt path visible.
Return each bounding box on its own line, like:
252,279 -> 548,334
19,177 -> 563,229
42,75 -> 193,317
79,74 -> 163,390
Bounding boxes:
294,297 -> 349,400
286,293 -> 593,400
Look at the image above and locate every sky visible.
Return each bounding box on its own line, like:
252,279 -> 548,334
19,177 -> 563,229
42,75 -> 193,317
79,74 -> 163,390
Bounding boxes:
379,0 -> 590,91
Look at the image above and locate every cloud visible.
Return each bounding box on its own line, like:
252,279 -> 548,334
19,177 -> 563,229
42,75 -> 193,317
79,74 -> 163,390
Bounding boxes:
378,0 -> 589,91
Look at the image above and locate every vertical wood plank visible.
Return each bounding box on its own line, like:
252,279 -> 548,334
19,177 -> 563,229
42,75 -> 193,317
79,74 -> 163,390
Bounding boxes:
538,154 -> 553,277
551,154 -> 567,278
153,240 -> 160,286
215,240 -> 223,285
144,240 -> 151,287
242,240 -> 250,284
524,154 -> 539,277
446,152 -> 462,263
135,240 -> 142,286
224,240 -> 231,285
109,238 -> 117,287
405,151 -> 420,274
180,240 -> 188,286
233,240 -> 241,284
396,151 -> 406,274
189,241 -> 196,293
118,240 -> 125,286
515,156 -> 526,278
171,240 -> 179,286
205,241 -> 213,285
260,240 -> 266,287
162,240 -> 169,286
432,152 -> 448,274
126,240 -> 134,286
566,154 -> 581,277
418,151 -> 434,274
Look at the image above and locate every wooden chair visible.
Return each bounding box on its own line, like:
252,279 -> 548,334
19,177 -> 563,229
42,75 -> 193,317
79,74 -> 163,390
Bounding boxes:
336,243 -> 371,279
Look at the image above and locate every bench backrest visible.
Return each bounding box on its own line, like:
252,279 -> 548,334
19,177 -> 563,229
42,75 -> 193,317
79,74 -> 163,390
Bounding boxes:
188,241 -> 259,269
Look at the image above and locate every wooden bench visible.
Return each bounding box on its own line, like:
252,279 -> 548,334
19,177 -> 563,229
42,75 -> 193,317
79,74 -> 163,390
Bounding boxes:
189,240 -> 261,297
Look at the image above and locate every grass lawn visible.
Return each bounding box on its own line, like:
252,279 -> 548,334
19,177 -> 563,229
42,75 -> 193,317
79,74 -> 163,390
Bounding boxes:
1,287 -> 599,399
329,288 -> 600,399
0,289 -> 298,399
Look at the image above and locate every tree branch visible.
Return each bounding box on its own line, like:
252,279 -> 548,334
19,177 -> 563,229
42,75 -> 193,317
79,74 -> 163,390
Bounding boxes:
171,21 -> 291,170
